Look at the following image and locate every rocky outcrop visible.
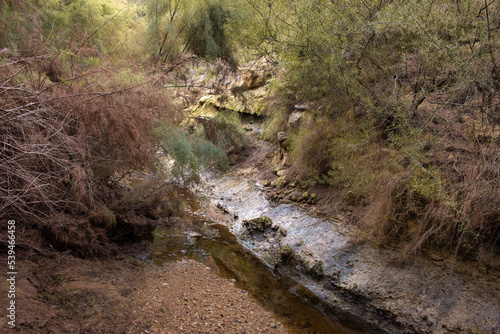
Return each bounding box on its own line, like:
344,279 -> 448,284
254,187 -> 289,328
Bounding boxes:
186,61 -> 274,118
207,176 -> 500,334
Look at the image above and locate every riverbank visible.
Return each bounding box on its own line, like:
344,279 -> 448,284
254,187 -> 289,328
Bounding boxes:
203,121 -> 500,334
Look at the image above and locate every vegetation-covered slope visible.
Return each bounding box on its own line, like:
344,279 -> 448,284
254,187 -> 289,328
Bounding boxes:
250,0 -> 500,264
0,0 -> 231,256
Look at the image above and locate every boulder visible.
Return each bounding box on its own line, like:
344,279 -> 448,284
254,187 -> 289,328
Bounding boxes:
288,111 -> 303,127
243,216 -> 273,233
235,70 -> 270,91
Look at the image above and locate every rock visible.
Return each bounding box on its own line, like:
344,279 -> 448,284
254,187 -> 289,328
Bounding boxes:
289,191 -> 302,202
279,245 -> 294,263
243,216 -> 273,233
276,169 -> 287,177
307,193 -> 317,204
306,261 -> 324,279
199,95 -> 214,105
235,70 -> 270,91
276,176 -> 288,188
299,320 -> 311,328
288,111 -> 303,127
228,154 -> 238,165
277,132 -> 287,143
345,190 -> 357,206
294,104 -> 310,111
301,191 -> 309,201
209,176 -> 500,334
262,180 -> 270,187
216,203 -> 229,214
270,322 -> 277,328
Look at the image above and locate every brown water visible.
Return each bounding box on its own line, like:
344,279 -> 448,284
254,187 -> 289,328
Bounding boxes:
150,220 -> 377,334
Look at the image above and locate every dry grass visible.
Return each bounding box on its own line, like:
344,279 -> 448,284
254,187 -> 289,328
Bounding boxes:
0,48 -> 182,256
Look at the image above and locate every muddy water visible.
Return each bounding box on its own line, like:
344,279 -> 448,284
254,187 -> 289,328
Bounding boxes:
150,221 -> 375,334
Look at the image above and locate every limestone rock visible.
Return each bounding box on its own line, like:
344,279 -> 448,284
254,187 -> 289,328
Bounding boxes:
294,104 -> 310,111
235,70 -> 270,91
243,216 -> 273,232
288,111 -> 303,127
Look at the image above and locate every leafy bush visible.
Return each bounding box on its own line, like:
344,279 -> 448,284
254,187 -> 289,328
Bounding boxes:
152,121 -> 229,182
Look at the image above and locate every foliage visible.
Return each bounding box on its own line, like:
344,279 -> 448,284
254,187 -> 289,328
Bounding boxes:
246,0 -> 500,259
144,0 -> 243,65
183,0 -> 233,63
152,121 -> 229,182
0,0 -> 237,256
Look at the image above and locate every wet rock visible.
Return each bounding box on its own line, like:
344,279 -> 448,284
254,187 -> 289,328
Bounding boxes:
243,216 -> 273,233
208,175 -> 500,334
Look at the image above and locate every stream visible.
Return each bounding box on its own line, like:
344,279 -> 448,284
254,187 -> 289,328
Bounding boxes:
148,172 -> 500,334
150,219 -> 375,334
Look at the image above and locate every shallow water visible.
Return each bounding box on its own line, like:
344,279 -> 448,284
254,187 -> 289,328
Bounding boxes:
150,220 -> 375,334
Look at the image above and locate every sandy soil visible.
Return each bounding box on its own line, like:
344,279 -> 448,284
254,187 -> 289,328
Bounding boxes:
131,261 -> 288,334
0,251 -> 289,334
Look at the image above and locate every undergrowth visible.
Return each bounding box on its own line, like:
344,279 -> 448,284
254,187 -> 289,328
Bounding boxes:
263,85 -> 500,264
0,3 -> 239,256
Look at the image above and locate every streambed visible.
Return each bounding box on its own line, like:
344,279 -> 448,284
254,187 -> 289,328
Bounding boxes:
148,172 -> 499,334
202,175 -> 500,334
150,219 -> 376,334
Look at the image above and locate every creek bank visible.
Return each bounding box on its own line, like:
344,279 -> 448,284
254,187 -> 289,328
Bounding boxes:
204,175 -> 500,334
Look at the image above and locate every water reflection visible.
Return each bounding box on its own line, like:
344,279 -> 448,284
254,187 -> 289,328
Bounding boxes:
150,221 -> 373,334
